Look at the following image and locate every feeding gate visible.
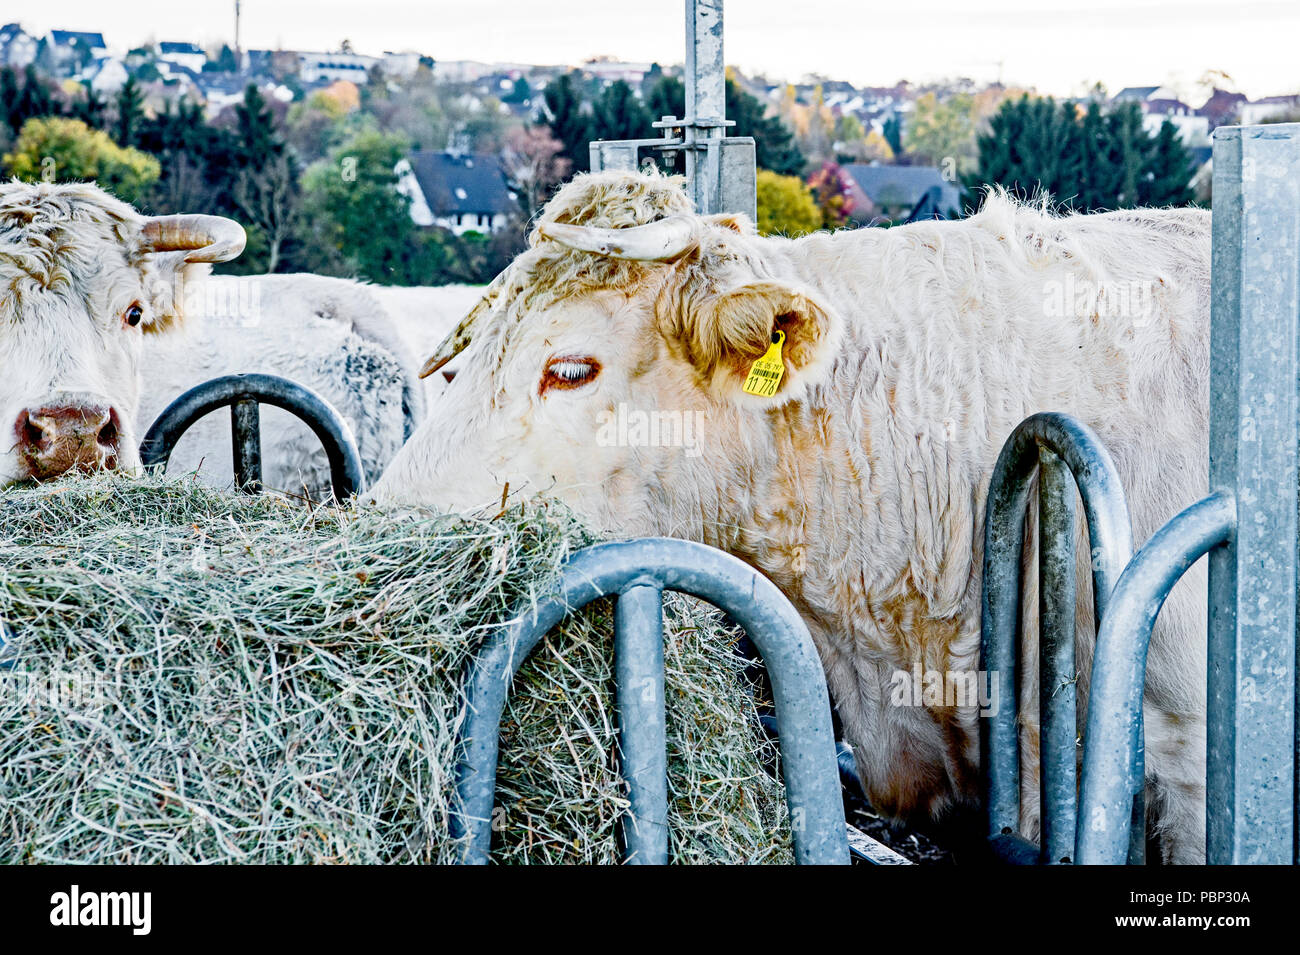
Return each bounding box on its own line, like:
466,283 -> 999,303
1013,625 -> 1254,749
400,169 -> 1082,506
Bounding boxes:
982,122 -> 1300,865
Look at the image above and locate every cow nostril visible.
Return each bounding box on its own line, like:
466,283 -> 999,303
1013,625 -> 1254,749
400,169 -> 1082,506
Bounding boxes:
97,417 -> 118,449
20,413 -> 45,451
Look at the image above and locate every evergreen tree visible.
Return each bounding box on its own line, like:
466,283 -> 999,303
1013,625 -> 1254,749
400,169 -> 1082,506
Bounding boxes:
543,71 -> 592,174
68,85 -> 107,129
236,84 -> 282,165
115,76 -> 144,147
972,95 -> 1195,213
882,114 -> 903,156
1105,102 -> 1145,208
1141,119 -> 1195,207
593,80 -> 651,142
10,65 -> 58,135
645,74 -> 684,120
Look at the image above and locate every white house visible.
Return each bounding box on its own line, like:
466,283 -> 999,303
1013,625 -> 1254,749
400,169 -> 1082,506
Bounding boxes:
0,23 -> 38,68
89,57 -> 129,94
396,151 -> 518,236
158,41 -> 207,74
299,50 -> 378,84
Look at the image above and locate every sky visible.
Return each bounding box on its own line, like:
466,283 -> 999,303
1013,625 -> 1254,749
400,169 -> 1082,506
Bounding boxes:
15,1 -> 1299,102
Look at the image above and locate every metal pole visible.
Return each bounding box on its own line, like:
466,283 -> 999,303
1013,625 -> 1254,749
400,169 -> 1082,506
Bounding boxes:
1038,448 -> 1077,864
685,0 -> 726,214
230,398 -> 262,493
1076,492 -> 1235,864
1206,122 -> 1300,865
614,583 -> 669,864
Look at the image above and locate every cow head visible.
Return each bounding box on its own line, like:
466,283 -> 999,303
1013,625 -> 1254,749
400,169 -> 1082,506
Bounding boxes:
0,181 -> 245,486
369,170 -> 844,539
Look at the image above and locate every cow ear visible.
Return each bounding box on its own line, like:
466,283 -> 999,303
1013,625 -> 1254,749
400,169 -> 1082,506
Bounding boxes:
671,280 -> 842,406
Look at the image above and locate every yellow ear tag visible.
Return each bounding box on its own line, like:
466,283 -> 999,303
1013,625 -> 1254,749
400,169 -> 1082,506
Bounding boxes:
742,330 -> 786,397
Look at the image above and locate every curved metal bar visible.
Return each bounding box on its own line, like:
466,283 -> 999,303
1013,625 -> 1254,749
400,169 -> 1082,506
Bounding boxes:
980,412 -> 1133,858
1076,491 -> 1235,865
139,373 -> 365,500
451,537 -> 849,865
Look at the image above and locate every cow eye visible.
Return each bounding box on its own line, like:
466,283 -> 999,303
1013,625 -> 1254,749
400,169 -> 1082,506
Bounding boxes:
123,303 -> 144,328
540,355 -> 601,395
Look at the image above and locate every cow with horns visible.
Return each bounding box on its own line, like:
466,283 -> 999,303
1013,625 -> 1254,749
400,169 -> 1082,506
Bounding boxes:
0,180 -> 476,494
371,170 -> 1213,862
0,181 -> 246,486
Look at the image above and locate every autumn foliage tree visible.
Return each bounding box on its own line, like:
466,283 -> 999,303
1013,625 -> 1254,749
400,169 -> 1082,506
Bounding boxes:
3,116 -> 159,205
807,161 -> 855,229
755,169 -> 821,236
502,124 -> 571,221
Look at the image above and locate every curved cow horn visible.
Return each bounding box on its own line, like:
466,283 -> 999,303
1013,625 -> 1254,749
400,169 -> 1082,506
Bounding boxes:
418,269 -> 510,379
140,214 -> 247,264
536,215 -> 698,262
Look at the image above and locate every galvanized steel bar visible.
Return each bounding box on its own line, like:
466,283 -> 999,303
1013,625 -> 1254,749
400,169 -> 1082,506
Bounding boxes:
1037,448 -> 1077,864
451,537 -> 848,865
981,412 -> 1133,860
139,373 -> 365,500
614,583 -> 669,864
1206,122 -> 1300,865
1076,491 -> 1235,865
684,0 -> 725,214
230,398 -> 263,493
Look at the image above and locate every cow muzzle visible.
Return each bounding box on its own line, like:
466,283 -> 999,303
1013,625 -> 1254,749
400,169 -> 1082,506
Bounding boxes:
14,400 -> 123,480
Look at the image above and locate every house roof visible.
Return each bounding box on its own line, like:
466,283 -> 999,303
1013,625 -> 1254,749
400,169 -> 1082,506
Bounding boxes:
842,164 -> 962,217
1113,86 -> 1160,102
160,41 -> 204,56
1198,88 -> 1248,120
50,30 -> 106,49
406,151 -> 516,217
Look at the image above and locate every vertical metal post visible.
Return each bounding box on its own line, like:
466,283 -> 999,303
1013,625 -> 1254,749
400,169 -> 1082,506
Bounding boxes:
1206,123 -> 1300,865
685,0 -> 726,215
614,583 -> 669,864
1038,449 -> 1077,864
230,397 -> 262,493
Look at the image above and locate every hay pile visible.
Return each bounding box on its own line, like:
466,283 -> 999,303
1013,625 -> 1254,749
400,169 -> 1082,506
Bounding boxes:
0,474 -> 790,864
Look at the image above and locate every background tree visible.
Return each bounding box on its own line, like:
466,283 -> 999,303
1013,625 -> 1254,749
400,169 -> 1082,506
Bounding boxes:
882,114 -> 903,157
543,71 -> 592,174
971,95 -> 1197,212
593,79 -> 651,142
3,116 -> 159,204
807,161 -> 854,228
727,78 -> 804,175
297,130 -> 439,284
755,169 -> 821,236
1140,118 -> 1196,207
114,76 -> 144,147
234,152 -> 297,273
904,92 -> 976,172
502,124 -> 571,221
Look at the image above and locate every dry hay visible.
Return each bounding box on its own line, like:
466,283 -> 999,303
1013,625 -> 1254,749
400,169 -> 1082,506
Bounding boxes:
0,474 -> 790,863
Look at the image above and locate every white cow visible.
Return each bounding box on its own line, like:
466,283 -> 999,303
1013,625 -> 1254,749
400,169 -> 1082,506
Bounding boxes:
0,178 -> 478,497
370,170 -> 1213,862
0,180 -> 245,487
138,275 -> 481,495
